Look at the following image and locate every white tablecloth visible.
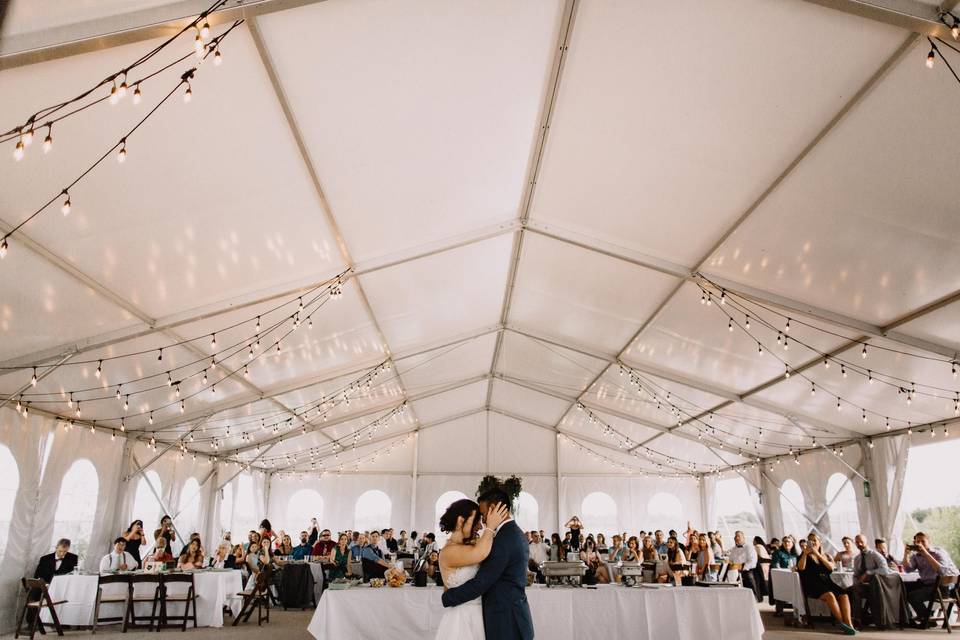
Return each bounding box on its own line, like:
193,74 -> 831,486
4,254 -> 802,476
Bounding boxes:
309,563 -> 325,603
308,583 -> 763,640
770,568 -> 920,619
41,571 -> 244,628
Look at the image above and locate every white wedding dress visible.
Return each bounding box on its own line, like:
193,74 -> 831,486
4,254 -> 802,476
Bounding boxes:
434,563 -> 485,640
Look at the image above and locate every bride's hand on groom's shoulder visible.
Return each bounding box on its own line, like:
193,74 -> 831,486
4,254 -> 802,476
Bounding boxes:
485,503 -> 509,531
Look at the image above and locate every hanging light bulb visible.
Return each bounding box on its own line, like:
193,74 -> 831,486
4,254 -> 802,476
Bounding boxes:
211,333 -> 217,350
783,336 -> 789,350
43,126 -> 53,153
116,386 -> 121,400
862,409 -> 867,423
727,319 -> 733,332
120,419 -> 125,432
952,23 -> 959,39
183,82 -> 193,103
841,365 -> 847,378
0,237 -> 7,259
61,191 -> 71,216
719,290 -> 726,305
868,370 -> 873,384
180,400 -> 185,413
953,361 -> 958,379
861,344 -> 868,359
837,397 -> 842,411
785,318 -> 791,332
784,366 -> 790,379
31,368 -> 37,386
927,48 -> 936,68
133,84 -> 142,105
244,365 -> 249,378
210,358 -> 217,370
149,411 -> 154,425
157,348 -> 163,361
124,395 -> 129,411
95,360 -> 102,379
118,76 -> 128,99
167,372 -> 173,386
75,402 -> 81,418
810,383 -> 816,396
200,20 -> 211,39
744,315 -> 750,330
67,392 -> 73,408
109,80 -> 120,104
13,137 -> 24,161
194,30 -> 204,56
214,47 -> 222,66
117,139 -> 127,163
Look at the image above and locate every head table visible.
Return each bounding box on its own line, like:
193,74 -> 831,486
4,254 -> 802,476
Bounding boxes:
308,583 -> 764,640
40,570 -> 244,628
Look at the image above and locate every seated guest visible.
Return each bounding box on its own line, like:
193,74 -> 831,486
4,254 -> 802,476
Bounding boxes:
528,531 -> 549,581
658,537 -> 687,583
146,536 -> 174,564
377,529 -> 391,556
853,534 -> 893,582
408,531 -> 418,552
771,535 -> 798,569
359,534 -> 392,582
247,538 -> 272,575
580,538 -> 610,583
875,539 -> 898,570
654,530 -> 667,555
327,533 -> 352,580
397,530 -> 411,554
708,531 -> 724,558
246,530 -> 261,555
641,536 -> 658,561
178,531 -> 202,558
608,535 -> 624,562
422,532 -> 438,557
727,531 -> 758,582
291,531 -> 312,560
665,536 -> 687,565
622,536 -> 641,562
596,533 -> 608,556
798,533 -> 856,634
549,533 -> 564,561
100,537 -> 136,572
834,536 -> 856,571
231,544 -> 246,569
695,533 -> 715,581
276,534 -> 294,557
35,538 -> 77,583
350,533 -> 367,560
312,529 -> 336,558
210,542 -> 236,569
686,535 -> 700,564
383,528 -> 397,555
425,550 -> 442,584
768,538 -> 781,554
178,538 -> 205,569
902,531 -> 958,626
258,519 -> 275,544
753,534 -> 771,597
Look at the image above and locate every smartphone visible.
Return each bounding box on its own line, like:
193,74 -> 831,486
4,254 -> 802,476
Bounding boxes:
906,544 -> 920,552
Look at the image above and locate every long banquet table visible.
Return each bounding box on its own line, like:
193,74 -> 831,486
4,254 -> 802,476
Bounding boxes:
41,570 -> 244,628
308,583 -> 764,640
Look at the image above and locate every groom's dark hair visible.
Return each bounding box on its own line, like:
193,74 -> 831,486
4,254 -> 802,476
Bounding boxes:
477,487 -> 512,513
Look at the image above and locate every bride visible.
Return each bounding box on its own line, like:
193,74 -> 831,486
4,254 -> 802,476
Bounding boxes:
434,498 -> 509,640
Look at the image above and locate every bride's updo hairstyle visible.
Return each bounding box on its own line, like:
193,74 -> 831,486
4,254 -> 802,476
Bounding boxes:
439,498 -> 479,534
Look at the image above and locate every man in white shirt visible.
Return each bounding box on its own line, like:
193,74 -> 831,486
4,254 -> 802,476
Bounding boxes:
528,531 -> 548,583
727,531 -> 761,600
100,537 -> 137,573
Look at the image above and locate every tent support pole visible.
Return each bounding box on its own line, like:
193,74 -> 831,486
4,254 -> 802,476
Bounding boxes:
130,453 -> 183,546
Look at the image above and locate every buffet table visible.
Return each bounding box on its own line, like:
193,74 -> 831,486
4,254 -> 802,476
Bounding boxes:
308,583 -> 764,640
41,570 -> 244,628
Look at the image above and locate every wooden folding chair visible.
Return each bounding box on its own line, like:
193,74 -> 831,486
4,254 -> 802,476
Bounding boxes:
921,574 -> 959,632
126,574 -> 162,632
14,578 -> 67,640
233,566 -> 272,626
92,574 -> 130,633
158,574 -> 197,631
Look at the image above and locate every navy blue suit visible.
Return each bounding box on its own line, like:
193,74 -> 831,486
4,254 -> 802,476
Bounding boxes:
441,520 -> 534,640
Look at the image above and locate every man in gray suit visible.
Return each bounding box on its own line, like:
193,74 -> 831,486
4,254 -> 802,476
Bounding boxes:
852,533 -> 895,625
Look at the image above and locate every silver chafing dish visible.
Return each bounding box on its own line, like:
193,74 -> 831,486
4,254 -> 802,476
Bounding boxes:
541,561 -> 588,587
619,561 -> 661,586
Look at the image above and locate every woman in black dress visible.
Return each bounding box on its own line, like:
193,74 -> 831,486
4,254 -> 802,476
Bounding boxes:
564,516 -> 583,551
123,520 -> 146,568
797,533 -> 855,634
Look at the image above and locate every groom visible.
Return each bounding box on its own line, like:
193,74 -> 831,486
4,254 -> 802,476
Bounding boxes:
441,486 -> 535,639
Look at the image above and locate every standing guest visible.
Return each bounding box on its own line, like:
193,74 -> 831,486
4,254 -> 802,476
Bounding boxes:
528,531 -> 549,582
902,531 -> 958,626
291,531 -> 312,560
608,535 -> 624,562
622,536 -> 641,562
146,537 -> 174,564
549,533 -> 564,561
153,515 -> 177,555
596,533 -> 609,555
178,538 -> 205,569
752,534 -> 771,598
100,537 -> 136,572
641,536 -> 658,561
654,530 -> 667,555
210,542 -> 235,569
834,536 -> 857,571
708,531 -> 724,558
258,519 -> 275,544
327,533 -> 352,579
580,538 -> 611,583
308,518 -> 320,547
123,520 -> 147,568
312,529 -> 336,558
798,533 -> 856,635
35,539 -> 77,583
875,539 -> 898,569
564,516 -> 583,551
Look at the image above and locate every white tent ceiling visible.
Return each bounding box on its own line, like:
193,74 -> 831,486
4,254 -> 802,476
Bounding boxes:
2,0 -> 960,481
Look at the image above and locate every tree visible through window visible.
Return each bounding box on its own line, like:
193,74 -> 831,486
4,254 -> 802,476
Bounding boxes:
581,491 -> 618,538
52,459 -> 99,561
716,476 -> 765,542
355,490 -> 392,532
900,439 -> 960,562
0,445 -> 20,564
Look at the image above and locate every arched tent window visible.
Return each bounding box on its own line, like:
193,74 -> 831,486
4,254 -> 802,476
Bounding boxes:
516,492 -> 539,534
826,473 -> 860,544
52,459 -> 99,561
132,470 -> 163,536
355,490 -> 392,533
233,473 -> 257,538
176,477 -> 202,542
286,489 -> 323,534
581,491 -> 618,538
0,444 -> 20,564
716,476 -> 765,542
780,479 -> 809,540
647,492 -> 682,534
435,491 -> 468,545
219,482 -> 234,537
